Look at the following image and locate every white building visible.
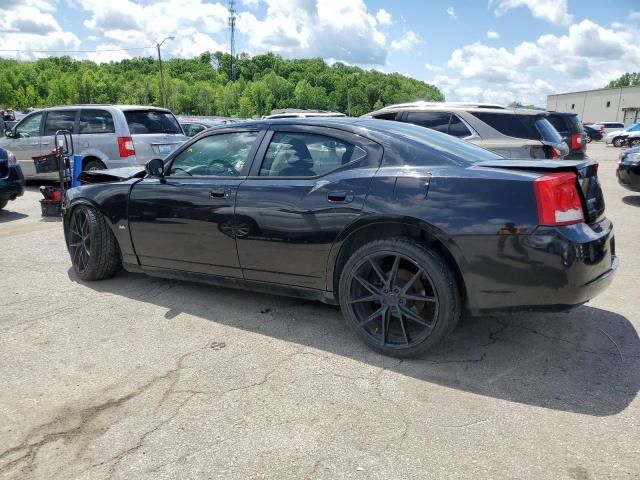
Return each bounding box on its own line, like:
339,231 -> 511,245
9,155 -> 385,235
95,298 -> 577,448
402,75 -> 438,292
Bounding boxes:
546,86 -> 640,125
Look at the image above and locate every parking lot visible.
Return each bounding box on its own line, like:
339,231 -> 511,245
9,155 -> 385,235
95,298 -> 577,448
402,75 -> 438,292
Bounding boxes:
0,142 -> 638,480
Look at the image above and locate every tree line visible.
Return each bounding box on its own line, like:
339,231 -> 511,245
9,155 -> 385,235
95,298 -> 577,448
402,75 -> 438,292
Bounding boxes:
0,52 -> 443,117
607,72 -> 640,89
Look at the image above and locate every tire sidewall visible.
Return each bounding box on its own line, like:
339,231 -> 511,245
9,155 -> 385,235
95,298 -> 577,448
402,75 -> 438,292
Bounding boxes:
338,239 -> 460,358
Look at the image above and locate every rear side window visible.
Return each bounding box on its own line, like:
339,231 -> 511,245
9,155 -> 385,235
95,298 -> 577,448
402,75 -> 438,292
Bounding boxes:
79,109 -> 115,134
471,112 -> 562,142
372,112 -> 399,121
124,110 -> 182,134
44,110 -> 77,136
547,115 -> 567,134
448,115 -> 472,138
403,112 -> 450,133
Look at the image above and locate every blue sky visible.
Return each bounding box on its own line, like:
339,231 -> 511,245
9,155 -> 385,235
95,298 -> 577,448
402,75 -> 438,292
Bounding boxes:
2,0 -> 640,106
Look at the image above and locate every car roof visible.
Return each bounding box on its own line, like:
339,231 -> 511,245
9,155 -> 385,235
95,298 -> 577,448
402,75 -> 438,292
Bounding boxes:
35,105 -> 172,113
546,111 -> 578,117
366,101 -> 543,116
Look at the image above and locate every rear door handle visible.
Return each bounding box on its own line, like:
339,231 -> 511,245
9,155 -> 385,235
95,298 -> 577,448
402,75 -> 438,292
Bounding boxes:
327,190 -> 353,203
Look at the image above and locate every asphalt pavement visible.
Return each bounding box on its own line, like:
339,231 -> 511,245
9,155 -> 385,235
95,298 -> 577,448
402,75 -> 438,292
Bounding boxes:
0,142 -> 638,480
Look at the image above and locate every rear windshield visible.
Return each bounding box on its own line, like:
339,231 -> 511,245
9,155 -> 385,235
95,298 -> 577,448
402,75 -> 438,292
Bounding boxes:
471,112 -> 562,142
124,110 -> 182,134
369,120 -> 503,164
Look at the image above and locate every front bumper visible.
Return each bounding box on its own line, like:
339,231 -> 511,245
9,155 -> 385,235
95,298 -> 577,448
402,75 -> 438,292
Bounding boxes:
617,162 -> 640,192
0,165 -> 25,201
463,218 -> 617,314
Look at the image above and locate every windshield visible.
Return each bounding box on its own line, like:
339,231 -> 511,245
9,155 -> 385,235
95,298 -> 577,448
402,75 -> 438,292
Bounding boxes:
124,110 -> 182,135
367,119 -> 503,163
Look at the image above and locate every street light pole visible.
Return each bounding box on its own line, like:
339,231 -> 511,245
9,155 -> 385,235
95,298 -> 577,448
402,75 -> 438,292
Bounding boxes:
156,36 -> 174,109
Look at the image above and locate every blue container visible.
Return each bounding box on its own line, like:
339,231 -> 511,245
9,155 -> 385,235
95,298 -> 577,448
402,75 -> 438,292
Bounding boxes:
71,154 -> 83,187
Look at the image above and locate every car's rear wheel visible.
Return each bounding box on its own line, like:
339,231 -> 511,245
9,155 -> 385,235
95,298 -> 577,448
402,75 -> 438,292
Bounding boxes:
67,205 -> 121,281
613,137 -> 625,147
83,159 -> 106,171
338,238 -> 461,358
586,136 -> 592,143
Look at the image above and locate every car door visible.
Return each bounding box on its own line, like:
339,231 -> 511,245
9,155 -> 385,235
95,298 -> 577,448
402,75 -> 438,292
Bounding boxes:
41,109 -> 79,158
128,129 -> 263,277
7,112 -> 44,178
234,125 -> 382,290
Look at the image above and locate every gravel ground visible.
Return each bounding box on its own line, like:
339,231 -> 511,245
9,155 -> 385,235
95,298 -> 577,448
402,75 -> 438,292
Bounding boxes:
0,142 -> 638,480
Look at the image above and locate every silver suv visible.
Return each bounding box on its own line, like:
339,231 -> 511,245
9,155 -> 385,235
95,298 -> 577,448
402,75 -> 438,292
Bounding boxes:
363,102 -> 569,159
0,105 -> 187,179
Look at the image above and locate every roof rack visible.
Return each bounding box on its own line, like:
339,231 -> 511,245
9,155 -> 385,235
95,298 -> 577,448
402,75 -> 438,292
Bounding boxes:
379,101 -> 507,111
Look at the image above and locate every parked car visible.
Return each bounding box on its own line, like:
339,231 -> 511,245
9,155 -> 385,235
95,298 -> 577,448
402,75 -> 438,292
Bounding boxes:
178,117 -> 235,137
0,105 -> 187,179
604,123 -> 640,147
0,147 -> 25,210
583,124 -> 603,143
617,146 -> 640,192
546,111 -> 587,159
363,102 -> 569,159
62,118 -> 616,357
263,109 -> 346,119
588,122 -> 625,134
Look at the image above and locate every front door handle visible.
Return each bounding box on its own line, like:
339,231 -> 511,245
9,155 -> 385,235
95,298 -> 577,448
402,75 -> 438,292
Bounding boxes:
327,190 -> 354,203
210,188 -> 231,199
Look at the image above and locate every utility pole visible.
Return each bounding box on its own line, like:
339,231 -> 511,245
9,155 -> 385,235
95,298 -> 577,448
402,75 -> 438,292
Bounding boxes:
228,0 -> 237,81
156,36 -> 174,108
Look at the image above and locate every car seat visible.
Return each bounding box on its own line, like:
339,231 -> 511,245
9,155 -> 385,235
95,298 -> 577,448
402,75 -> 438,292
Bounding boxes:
275,138 -> 315,177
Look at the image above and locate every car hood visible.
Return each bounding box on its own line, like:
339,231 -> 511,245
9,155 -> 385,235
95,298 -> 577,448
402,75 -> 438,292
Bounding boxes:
78,166 -> 145,184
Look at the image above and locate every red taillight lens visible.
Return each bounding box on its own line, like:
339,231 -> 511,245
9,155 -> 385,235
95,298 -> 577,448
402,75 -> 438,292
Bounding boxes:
534,172 -> 585,226
551,147 -> 562,159
571,133 -> 582,150
118,136 -> 135,157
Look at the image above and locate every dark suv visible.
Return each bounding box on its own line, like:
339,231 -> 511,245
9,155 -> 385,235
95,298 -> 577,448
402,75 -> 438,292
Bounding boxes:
547,112 -> 587,160
364,102 -> 569,159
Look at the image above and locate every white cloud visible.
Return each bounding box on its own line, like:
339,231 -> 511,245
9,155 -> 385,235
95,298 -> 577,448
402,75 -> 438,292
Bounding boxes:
237,0 -> 388,64
425,63 -> 444,72
87,44 -> 134,64
446,6 -> 457,19
492,0 -> 572,26
442,19 -> 640,105
390,30 -> 420,52
241,0 -> 261,8
631,11 -> 640,20
375,8 -> 392,25
486,30 -> 499,39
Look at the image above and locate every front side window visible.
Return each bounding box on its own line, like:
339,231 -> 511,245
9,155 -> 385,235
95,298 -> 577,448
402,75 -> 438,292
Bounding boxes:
259,132 -> 365,177
79,109 -> 115,134
403,112 -> 450,133
44,110 -> 77,136
15,112 -> 43,138
169,132 -> 257,177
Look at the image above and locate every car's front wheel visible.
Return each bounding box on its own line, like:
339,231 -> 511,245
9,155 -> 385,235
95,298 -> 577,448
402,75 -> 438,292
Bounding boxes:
67,205 -> 121,280
338,238 -> 461,358
613,137 -> 625,147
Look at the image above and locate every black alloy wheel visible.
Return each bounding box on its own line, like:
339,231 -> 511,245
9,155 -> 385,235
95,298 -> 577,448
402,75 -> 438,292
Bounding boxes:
69,207 -> 91,273
339,238 -> 460,357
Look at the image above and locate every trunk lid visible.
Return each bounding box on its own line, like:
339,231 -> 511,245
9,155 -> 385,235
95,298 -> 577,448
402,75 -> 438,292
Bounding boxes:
475,159 -> 605,224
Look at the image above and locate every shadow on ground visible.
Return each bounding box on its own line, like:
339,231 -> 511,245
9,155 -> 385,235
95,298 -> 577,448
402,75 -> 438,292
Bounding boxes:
622,195 -> 640,207
71,269 -> 640,417
0,209 -> 27,223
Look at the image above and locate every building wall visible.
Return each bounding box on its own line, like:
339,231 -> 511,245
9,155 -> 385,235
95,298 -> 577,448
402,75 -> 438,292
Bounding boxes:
547,86 -> 640,125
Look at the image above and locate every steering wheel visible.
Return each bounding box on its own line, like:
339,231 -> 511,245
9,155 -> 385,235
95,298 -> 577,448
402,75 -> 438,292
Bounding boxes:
207,158 -> 236,176
172,166 -> 193,176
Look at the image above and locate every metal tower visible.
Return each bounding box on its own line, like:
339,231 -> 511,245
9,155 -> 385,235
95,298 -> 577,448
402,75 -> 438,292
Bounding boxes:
228,0 -> 237,81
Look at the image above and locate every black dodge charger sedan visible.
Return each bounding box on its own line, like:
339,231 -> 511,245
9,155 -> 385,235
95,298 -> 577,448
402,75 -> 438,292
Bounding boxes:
0,147 -> 25,210
63,118 -> 617,357
617,146 -> 640,192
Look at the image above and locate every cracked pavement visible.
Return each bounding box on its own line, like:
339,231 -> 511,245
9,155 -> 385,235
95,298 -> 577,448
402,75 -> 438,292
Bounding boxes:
1,143 -> 639,480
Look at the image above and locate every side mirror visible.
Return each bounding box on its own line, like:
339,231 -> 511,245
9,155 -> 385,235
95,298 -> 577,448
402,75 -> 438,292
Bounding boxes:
145,158 -> 165,178
4,129 -> 13,138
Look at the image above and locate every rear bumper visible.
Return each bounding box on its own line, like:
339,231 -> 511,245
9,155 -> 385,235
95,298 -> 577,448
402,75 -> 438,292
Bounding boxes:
0,165 -> 25,201
617,163 -> 640,192
462,218 -> 617,314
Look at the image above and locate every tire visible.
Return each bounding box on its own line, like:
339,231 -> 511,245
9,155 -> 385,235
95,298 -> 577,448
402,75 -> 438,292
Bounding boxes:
338,238 -> 461,358
67,205 -> 121,281
586,136 -> 592,143
0,199 -> 7,210
83,159 -> 106,171
613,137 -> 625,148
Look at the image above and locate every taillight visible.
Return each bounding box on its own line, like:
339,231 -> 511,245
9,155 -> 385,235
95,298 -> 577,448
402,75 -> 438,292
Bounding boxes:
548,146 -> 562,159
118,136 -> 135,157
534,172 -> 585,226
570,133 -> 582,150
